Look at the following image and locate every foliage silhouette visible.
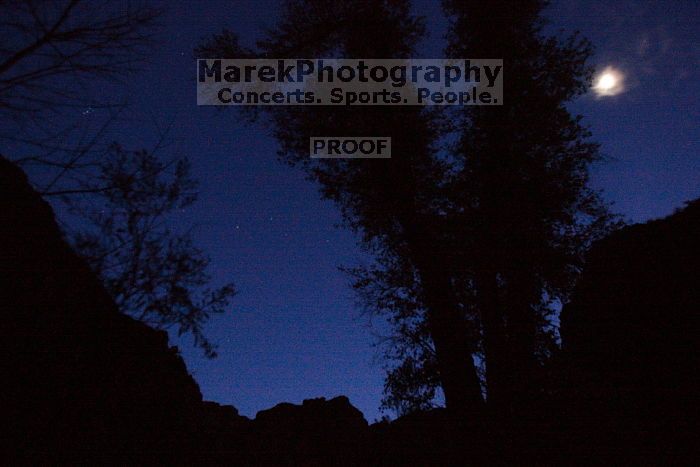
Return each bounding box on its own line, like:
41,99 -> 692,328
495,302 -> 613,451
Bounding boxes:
66,144 -> 236,357
0,1 -> 234,356
198,0 -> 486,419
197,0 -> 620,420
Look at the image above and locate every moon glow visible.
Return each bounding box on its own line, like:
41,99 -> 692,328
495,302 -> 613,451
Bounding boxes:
593,66 -> 625,97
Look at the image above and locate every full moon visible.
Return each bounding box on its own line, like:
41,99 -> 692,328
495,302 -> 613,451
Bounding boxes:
592,66 -> 625,97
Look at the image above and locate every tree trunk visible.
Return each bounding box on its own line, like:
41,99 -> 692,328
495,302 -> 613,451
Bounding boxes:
476,268 -> 508,409
504,271 -> 539,407
404,221 -> 484,418
422,266 -> 484,416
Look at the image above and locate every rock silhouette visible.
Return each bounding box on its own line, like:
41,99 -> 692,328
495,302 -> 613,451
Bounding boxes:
0,156 -> 370,465
559,199 -> 700,464
2,155 -> 697,464
2,155 -> 210,463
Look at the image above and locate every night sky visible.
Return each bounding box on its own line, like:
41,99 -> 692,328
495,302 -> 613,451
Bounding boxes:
100,0 -> 700,421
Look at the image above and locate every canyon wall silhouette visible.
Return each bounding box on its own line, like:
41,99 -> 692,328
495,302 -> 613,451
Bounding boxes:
2,155 -> 697,464
0,156 -> 381,465
1,155 -> 218,463
558,199 -> 699,463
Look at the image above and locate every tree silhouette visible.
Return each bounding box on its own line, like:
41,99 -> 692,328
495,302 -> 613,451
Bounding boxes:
198,0 -> 619,419
198,0 -> 485,417
443,0 -> 620,416
0,0 -> 160,182
65,144 -> 236,358
0,1 -> 235,356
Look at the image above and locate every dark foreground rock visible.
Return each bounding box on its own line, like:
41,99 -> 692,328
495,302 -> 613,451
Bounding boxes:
558,200 -> 700,464
2,155 -> 698,465
0,157 -> 383,465
1,156 -> 213,463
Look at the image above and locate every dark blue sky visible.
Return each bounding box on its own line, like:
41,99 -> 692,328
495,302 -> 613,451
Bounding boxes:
105,0 -> 699,421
